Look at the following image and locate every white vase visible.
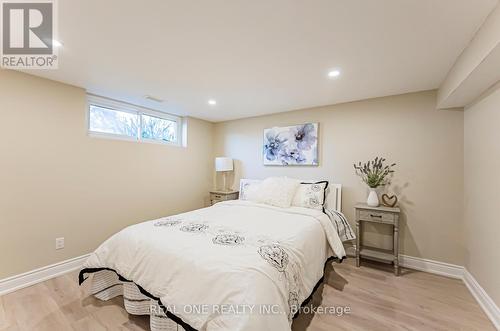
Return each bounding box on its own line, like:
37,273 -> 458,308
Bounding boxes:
367,188 -> 379,207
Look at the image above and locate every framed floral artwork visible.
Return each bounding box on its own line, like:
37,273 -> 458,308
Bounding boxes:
263,123 -> 318,166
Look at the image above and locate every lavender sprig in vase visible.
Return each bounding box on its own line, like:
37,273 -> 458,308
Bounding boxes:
354,157 -> 396,207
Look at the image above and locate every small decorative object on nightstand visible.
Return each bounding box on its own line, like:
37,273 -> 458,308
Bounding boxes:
210,190 -> 239,206
355,203 -> 401,276
354,157 -> 396,207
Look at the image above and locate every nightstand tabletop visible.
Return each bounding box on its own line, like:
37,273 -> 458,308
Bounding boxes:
355,202 -> 400,213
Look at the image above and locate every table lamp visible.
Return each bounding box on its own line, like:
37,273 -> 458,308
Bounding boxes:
215,157 -> 233,191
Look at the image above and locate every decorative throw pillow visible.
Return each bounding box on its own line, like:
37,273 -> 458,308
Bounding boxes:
246,177 -> 300,208
239,179 -> 262,200
292,181 -> 329,210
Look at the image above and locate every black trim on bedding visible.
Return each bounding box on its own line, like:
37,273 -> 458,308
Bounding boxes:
78,254 -> 347,330
79,267 -> 132,284
299,180 -> 329,212
292,256 -> 345,318
293,255 -> 332,319
79,268 -> 197,331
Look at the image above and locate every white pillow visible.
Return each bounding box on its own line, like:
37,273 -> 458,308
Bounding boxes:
246,177 -> 300,208
239,179 -> 262,200
244,183 -> 262,200
292,181 -> 329,210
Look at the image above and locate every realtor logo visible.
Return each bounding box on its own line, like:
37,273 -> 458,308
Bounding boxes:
1,0 -> 58,68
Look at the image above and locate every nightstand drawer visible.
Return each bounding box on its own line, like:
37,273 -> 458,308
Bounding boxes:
210,193 -> 237,200
359,210 -> 395,223
209,191 -> 239,206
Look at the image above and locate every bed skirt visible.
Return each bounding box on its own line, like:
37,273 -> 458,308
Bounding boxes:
89,270 -> 185,331
82,256 -> 341,331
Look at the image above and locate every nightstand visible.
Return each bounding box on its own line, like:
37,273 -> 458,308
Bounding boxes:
210,190 -> 239,206
355,203 -> 401,276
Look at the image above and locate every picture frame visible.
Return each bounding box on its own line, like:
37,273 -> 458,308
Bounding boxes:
263,123 -> 318,166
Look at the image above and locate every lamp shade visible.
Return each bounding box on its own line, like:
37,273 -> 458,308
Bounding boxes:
215,157 -> 233,172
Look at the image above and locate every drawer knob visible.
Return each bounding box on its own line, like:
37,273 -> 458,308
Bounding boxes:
370,214 -> 382,218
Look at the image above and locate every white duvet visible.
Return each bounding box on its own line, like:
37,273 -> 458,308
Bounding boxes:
82,200 -> 346,331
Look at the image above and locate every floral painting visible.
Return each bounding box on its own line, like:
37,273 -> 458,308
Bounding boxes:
263,123 -> 318,166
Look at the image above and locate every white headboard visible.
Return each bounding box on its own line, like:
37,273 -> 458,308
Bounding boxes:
239,179 -> 342,212
327,183 -> 342,212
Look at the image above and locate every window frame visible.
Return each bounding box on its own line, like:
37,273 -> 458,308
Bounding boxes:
87,94 -> 182,146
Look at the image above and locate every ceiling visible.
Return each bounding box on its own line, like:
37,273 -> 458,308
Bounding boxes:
25,0 -> 497,122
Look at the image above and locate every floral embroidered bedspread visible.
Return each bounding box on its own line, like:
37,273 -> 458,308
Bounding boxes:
83,200 -> 346,331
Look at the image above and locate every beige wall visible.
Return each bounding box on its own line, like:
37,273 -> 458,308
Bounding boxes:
214,90 -> 465,265
464,85 -> 500,306
0,70 -> 214,279
0,70 -> 472,286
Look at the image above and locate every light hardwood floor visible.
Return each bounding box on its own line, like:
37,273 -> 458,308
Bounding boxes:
0,259 -> 494,331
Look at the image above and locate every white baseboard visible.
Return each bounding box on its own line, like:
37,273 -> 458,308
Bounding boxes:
350,249 -> 498,328
0,254 -> 90,296
347,247 -> 464,278
348,247 -> 464,279
463,269 -> 500,330
398,254 -> 499,330
399,254 -> 464,279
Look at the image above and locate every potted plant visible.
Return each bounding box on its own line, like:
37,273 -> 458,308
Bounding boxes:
354,157 -> 396,207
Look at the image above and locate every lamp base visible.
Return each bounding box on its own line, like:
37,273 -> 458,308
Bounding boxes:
219,171 -> 232,192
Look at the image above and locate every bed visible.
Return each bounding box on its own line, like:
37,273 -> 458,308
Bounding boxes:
79,180 -> 352,331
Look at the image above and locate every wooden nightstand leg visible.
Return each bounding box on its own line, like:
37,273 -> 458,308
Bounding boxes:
356,220 -> 360,267
394,222 -> 399,276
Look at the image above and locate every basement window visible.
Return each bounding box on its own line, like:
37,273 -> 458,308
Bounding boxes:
87,95 -> 182,145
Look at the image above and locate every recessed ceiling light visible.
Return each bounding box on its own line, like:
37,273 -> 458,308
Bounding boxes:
208,99 -> 217,105
52,40 -> 63,47
144,95 -> 164,103
328,69 -> 341,78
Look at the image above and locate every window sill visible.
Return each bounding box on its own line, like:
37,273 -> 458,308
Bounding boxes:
88,132 -> 184,148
